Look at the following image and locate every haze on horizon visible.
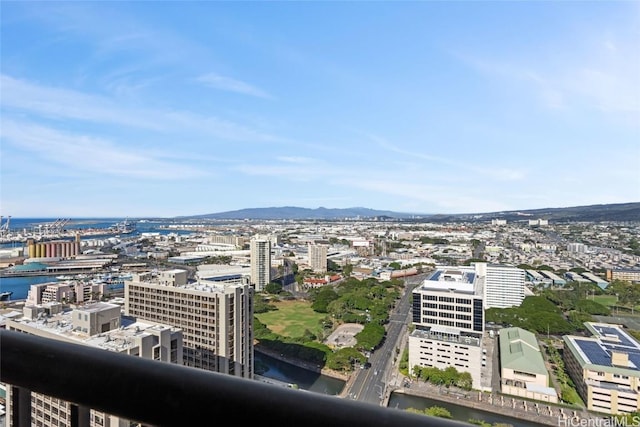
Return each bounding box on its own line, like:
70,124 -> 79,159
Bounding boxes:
1,2 -> 639,218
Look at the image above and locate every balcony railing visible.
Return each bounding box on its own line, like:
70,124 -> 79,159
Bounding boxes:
0,329 -> 463,426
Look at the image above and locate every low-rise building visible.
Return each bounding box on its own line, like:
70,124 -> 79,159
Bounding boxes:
499,327 -> 558,403
563,322 -> 640,415
4,302 -> 183,427
606,269 -> 640,284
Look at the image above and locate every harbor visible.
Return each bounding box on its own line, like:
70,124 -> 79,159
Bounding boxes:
0,217 -> 137,245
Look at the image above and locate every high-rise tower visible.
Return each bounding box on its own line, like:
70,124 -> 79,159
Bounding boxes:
308,243 -> 328,273
250,238 -> 271,292
125,269 -> 254,379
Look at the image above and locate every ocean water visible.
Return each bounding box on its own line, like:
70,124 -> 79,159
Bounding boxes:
0,218 -> 197,247
0,275 -> 61,300
3,218 -> 128,231
0,218 -> 195,300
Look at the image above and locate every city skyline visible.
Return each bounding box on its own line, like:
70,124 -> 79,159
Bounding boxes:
1,1 -> 639,218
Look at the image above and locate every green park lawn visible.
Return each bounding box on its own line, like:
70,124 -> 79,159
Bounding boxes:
592,295 -> 618,306
592,295 -> 640,313
255,299 -> 325,339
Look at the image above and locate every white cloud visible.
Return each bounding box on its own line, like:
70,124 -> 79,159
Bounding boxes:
0,75 -> 162,129
1,119 -> 210,179
344,178 -> 512,213
454,30 -> 640,119
0,74 -> 280,142
196,73 -> 272,99
233,163 -> 321,179
369,134 -> 527,182
276,156 -> 314,164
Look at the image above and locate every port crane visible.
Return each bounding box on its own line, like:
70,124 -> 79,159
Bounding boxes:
35,218 -> 70,237
0,216 -> 11,238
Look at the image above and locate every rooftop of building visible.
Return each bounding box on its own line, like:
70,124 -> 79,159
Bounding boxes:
76,301 -> 119,313
410,325 -> 482,347
9,262 -> 48,272
416,265 -> 482,295
8,306 -> 178,352
563,322 -> 640,374
499,327 -> 548,376
196,264 -> 251,280
130,276 -> 245,294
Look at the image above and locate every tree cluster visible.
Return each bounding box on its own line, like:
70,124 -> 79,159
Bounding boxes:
412,365 -> 473,390
485,296 -> 574,334
254,275 -> 405,372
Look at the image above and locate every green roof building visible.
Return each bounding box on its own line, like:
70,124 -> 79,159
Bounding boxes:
499,327 -> 558,403
10,262 -> 49,272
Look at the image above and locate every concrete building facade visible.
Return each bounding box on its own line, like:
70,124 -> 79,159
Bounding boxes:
408,266 -> 485,389
563,322 -> 640,415
498,327 -> 558,403
308,243 -> 328,273
250,238 -> 271,291
4,302 -> 182,427
606,268 -> 640,283
478,263 -> 526,309
124,269 -> 254,379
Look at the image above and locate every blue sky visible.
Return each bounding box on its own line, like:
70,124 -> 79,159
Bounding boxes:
1,1 -> 639,218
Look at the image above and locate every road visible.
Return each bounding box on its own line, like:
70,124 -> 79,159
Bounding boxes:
341,272 -> 429,406
337,271 -> 605,426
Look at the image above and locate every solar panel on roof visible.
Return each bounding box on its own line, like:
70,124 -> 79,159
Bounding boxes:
577,340 -> 612,367
604,343 -> 640,354
629,353 -> 640,370
596,326 -> 637,348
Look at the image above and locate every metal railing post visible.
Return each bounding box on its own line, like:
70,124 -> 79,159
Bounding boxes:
10,386 -> 32,427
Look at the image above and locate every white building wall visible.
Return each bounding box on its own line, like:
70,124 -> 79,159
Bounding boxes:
481,264 -> 525,309
409,267 -> 485,389
408,334 -> 482,388
250,238 -> 271,291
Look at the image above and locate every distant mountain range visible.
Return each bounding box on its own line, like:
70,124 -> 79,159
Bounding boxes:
180,202 -> 640,222
181,206 -> 413,220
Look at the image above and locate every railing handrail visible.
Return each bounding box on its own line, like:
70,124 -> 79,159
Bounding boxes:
0,329 -> 465,426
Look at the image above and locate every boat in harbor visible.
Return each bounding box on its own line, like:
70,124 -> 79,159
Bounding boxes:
110,219 -> 136,234
0,291 -> 14,301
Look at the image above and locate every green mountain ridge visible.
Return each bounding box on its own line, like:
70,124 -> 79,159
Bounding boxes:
179,202 -> 640,222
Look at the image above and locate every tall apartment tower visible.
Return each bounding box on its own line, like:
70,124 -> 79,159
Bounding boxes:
409,266 -> 485,388
476,263 -> 526,309
308,243 -> 328,273
125,269 -> 254,379
5,302 -> 183,427
250,238 -> 271,292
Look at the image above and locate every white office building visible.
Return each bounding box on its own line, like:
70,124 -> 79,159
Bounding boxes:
409,266 -> 485,389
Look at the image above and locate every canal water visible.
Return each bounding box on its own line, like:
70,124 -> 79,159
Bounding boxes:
255,351 -> 345,395
387,394 -> 547,426
257,352 -> 547,426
